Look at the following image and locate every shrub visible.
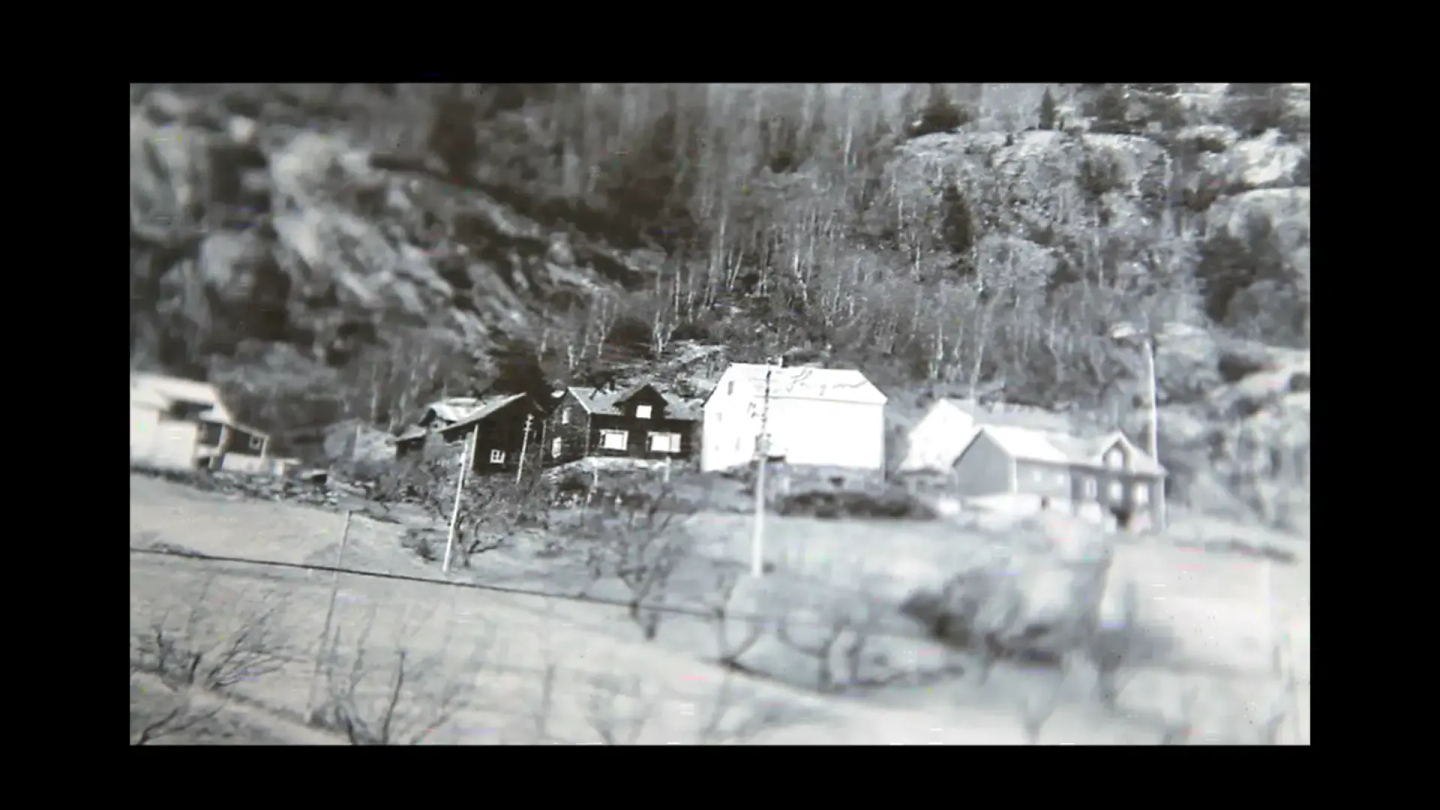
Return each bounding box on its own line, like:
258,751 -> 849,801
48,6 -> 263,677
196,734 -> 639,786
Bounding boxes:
901,519 -> 1114,682
906,85 -> 972,139
777,489 -> 936,521
1037,88 -> 1058,131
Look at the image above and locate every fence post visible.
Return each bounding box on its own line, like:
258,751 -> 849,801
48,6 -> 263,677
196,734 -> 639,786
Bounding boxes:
306,510 -> 353,722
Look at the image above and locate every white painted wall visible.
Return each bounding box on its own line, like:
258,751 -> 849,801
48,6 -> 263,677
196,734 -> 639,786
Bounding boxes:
133,418 -> 200,471
767,398 -> 885,469
130,405 -> 160,462
220,454 -> 268,474
702,367 -> 886,472
701,369 -> 758,472
899,401 -> 978,472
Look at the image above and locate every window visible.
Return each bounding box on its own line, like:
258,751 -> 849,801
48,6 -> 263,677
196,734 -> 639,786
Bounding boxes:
727,381 -> 735,395
636,405 -> 652,419
490,449 -> 505,464
649,432 -> 681,453
1083,477 -> 1097,499
551,437 -> 563,458
249,435 -> 264,451
1030,468 -> 1045,482
1108,480 -> 1124,501
561,408 -> 570,425
601,430 -> 628,450
1106,448 -> 1124,469
1134,482 -> 1149,505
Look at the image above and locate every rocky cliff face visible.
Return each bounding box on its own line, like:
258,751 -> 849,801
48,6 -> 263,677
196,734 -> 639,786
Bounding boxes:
130,90 -> 647,373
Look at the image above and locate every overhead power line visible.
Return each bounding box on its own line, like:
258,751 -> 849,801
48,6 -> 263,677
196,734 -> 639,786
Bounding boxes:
128,544 -> 937,644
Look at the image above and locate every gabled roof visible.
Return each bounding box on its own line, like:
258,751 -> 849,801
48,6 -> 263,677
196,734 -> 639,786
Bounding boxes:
1090,431 -> 1166,476
398,394 -> 542,442
424,397 -> 486,423
942,399 -> 1074,432
131,372 -> 234,424
442,393 -> 535,433
197,408 -> 269,440
564,384 -> 700,421
713,364 -> 887,405
967,425 -> 1166,476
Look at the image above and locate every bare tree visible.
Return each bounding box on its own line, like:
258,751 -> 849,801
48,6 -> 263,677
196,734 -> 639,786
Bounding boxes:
585,667 -> 793,746
312,610 -> 486,745
1018,670 -> 1064,745
131,577 -> 291,691
587,488 -> 692,640
131,688 -> 223,745
1159,682 -> 1201,745
449,476 -> 553,568
696,671 -> 790,745
705,562 -> 766,670
588,293 -> 620,362
1090,580 -> 1142,710
775,611 -> 851,694
585,673 -> 653,745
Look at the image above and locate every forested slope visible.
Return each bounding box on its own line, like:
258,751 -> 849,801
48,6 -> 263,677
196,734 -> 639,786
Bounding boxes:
129,83 -> 1310,531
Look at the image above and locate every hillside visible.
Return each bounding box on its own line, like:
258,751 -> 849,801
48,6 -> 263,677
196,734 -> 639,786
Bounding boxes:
128,83 -> 1310,532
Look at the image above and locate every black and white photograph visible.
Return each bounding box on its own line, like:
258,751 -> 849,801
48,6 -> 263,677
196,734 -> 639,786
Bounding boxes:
130,83 -> 1310,745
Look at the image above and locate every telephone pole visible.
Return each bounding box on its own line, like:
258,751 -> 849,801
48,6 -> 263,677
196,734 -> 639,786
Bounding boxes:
751,358 -> 780,578
516,413 -> 534,485
442,427 -> 478,574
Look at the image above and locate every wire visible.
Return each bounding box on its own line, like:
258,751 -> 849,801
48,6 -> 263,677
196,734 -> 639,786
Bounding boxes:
128,544 -> 937,643
128,544 -> 1304,688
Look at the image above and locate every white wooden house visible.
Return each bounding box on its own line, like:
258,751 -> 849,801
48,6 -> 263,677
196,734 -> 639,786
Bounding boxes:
130,373 -> 272,473
700,364 -> 887,473
951,425 -> 1166,531
897,398 -> 1075,474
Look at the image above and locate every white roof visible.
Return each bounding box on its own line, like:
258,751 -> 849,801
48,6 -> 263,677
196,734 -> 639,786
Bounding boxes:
720,364 -> 887,405
971,425 -> 1166,476
942,399 -> 1075,432
131,373 -> 234,423
983,425 -> 1075,464
427,397 -> 485,422
445,394 -> 532,432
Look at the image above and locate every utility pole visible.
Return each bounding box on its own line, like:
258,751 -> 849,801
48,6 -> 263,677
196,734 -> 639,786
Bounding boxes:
1141,336 -> 1165,532
751,358 -> 780,577
442,427 -> 478,574
306,510 -> 353,720
516,413 -> 534,485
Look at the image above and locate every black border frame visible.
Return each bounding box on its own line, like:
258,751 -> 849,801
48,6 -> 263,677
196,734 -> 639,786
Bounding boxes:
15,54 -> 1351,800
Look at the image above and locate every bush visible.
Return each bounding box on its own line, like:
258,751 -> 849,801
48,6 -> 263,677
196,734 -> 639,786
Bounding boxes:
906,85 -> 972,139
900,518 -> 1114,681
778,489 -> 936,521
1037,88 -> 1058,131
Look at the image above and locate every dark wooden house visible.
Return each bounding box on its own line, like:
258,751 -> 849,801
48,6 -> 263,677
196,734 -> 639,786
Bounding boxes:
545,383 -> 699,466
395,393 -> 546,476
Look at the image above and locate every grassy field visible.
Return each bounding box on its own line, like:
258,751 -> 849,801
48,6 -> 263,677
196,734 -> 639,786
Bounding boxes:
130,473 -> 1309,744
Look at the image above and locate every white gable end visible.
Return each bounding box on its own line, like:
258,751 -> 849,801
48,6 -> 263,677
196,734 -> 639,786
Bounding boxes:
899,400 -> 979,473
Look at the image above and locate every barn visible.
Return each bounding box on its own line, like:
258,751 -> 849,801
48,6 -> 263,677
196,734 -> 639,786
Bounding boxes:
700,364 -> 887,473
